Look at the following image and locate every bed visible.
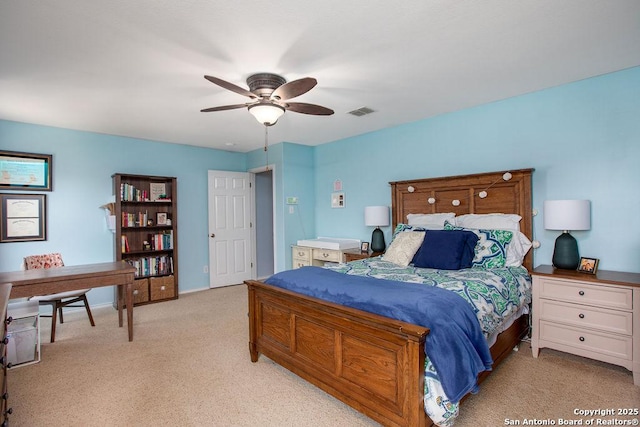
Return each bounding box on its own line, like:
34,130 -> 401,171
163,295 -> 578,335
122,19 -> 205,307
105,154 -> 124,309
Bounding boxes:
245,168 -> 534,427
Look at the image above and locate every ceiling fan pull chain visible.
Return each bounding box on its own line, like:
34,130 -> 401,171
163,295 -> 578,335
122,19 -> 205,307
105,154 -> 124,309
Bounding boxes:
264,125 -> 270,171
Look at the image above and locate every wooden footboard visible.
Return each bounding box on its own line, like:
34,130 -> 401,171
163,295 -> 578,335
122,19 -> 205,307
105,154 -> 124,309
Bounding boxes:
246,279 -> 529,427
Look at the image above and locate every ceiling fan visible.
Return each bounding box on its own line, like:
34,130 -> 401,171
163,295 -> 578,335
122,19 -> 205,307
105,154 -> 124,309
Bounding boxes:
201,73 -> 334,126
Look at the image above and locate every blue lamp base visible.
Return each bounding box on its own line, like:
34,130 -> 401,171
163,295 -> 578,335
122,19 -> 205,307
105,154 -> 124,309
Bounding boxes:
370,227 -> 386,253
552,231 -> 580,270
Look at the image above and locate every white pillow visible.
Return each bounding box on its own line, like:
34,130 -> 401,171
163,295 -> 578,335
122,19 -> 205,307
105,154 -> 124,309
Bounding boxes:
406,213 -> 456,229
455,213 -> 522,231
382,231 -> 425,266
505,231 -> 533,267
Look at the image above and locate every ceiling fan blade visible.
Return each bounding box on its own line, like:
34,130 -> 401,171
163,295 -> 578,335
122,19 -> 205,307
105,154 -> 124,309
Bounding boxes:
271,77 -> 317,101
204,75 -> 257,99
200,103 -> 248,113
286,102 -> 334,116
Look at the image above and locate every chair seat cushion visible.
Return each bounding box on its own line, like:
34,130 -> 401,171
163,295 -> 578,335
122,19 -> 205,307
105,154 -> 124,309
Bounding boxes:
30,289 -> 91,301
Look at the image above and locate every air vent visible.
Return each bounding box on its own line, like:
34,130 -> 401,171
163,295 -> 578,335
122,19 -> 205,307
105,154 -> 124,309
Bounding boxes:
347,106 -> 376,117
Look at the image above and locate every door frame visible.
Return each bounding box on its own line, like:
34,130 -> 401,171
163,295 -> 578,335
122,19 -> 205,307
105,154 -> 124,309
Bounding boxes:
249,164 -> 277,279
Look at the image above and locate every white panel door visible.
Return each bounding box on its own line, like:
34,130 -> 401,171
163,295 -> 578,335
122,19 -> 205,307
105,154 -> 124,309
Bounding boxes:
208,170 -> 253,288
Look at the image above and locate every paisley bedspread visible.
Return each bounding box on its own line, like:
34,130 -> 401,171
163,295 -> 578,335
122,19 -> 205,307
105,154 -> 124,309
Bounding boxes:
325,257 -> 532,426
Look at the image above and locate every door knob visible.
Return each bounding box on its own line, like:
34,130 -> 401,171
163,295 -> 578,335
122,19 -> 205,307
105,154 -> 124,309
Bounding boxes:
210,233 -> 215,238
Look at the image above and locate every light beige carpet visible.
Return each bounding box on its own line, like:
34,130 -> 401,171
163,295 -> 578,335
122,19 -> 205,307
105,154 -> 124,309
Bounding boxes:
8,284 -> 640,426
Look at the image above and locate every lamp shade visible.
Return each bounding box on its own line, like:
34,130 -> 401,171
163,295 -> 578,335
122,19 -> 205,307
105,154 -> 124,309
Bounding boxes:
543,200 -> 591,231
364,206 -> 390,227
248,103 -> 285,126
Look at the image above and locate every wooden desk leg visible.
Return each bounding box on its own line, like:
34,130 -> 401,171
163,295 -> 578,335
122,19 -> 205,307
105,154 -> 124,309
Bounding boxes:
125,281 -> 133,341
117,284 -> 124,327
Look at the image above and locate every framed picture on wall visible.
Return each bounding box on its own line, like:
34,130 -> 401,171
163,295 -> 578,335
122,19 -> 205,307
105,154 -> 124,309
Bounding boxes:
0,150 -> 52,191
0,193 -> 47,242
331,192 -> 345,208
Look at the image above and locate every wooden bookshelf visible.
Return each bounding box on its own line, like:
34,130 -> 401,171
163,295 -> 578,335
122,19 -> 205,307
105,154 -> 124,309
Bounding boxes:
112,173 -> 178,306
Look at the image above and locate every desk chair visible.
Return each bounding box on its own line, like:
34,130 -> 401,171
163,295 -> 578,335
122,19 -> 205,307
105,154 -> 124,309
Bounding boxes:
24,253 -> 95,343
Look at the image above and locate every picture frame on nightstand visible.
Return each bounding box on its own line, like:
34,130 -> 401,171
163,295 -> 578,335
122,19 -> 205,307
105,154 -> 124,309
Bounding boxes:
577,257 -> 599,274
361,242 -> 369,252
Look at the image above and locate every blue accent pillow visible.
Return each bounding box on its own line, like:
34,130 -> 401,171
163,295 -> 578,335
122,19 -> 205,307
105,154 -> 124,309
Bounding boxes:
412,230 -> 479,270
459,231 -> 480,268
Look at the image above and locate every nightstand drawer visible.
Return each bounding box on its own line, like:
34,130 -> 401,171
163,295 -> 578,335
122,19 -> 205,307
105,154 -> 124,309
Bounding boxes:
540,320 -> 632,361
312,248 -> 341,263
538,278 -> 632,310
539,299 -> 632,335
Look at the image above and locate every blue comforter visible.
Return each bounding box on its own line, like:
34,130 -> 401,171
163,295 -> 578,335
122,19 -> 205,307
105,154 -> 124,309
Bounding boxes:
264,266 -> 493,403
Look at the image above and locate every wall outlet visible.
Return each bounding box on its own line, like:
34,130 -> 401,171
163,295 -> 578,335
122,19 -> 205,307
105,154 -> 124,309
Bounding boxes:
203,265 -> 209,274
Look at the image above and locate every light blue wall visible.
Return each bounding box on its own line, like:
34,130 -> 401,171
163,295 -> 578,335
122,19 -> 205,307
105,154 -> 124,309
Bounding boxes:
2,65 -> 638,301
0,120 -> 246,305
314,67 -> 640,273
281,143 -> 315,269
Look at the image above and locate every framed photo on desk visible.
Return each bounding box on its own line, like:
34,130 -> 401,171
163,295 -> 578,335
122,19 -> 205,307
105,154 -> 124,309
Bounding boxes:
0,193 -> 47,243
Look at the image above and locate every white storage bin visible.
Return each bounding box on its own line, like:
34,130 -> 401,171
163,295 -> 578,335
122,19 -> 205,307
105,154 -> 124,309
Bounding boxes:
7,300 -> 40,368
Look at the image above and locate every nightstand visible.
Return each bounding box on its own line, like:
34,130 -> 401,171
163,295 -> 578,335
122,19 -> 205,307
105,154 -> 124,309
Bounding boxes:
531,265 -> 640,386
344,250 -> 383,263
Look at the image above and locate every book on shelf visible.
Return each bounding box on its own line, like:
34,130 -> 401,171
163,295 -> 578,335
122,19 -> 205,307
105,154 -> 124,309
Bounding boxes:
122,210 -> 149,227
120,183 -> 149,202
121,235 -> 130,253
125,255 -> 174,278
148,230 -> 174,250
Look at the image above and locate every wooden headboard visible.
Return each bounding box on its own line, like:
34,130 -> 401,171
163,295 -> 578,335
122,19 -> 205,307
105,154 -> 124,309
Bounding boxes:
390,168 -> 534,271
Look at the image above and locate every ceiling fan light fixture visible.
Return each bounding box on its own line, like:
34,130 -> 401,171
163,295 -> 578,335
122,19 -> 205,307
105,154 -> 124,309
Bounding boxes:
248,103 -> 285,126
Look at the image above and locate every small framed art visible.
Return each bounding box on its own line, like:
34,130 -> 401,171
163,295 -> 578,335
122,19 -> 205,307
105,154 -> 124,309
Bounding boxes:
157,212 -> 168,225
0,193 -> 47,242
331,192 -> 345,208
577,257 -> 599,274
361,242 -> 369,252
0,150 -> 52,191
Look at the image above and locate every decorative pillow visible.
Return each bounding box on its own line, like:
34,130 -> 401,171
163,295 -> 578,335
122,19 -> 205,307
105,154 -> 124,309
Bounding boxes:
412,230 -> 479,270
406,213 -> 456,229
382,231 -> 425,267
459,231 -> 481,268
392,223 -> 426,241
444,221 -> 513,269
505,231 -> 533,267
24,253 -> 65,270
454,213 -> 522,231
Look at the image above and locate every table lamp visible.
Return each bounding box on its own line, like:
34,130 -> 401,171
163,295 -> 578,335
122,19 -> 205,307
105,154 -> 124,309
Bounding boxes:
365,206 -> 390,253
543,200 -> 591,270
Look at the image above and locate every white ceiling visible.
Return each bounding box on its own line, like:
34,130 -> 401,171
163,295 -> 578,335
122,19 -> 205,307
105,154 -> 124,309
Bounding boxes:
1,1 -> 639,153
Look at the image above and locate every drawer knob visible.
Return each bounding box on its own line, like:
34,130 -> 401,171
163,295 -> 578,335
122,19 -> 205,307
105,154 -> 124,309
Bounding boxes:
578,290 -> 585,296
298,252 -> 304,256
579,336 -> 585,342
323,253 -> 329,258
579,313 -> 585,319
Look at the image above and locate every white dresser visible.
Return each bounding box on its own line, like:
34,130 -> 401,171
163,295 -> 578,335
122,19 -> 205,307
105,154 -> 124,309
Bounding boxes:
291,245 -> 362,269
531,265 -> 640,386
